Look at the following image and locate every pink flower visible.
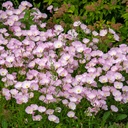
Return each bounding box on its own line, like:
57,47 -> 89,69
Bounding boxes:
46,109 -> 54,115
122,86 -> 128,92
114,95 -> 122,101
109,28 -> 115,34
6,56 -> 15,63
67,111 -> 75,118
112,90 -> 121,97
76,46 -> 84,53
14,82 -> 22,89
0,68 -> 8,76
2,1 -> 13,9
32,115 -> 42,121
22,81 -> 31,89
53,40 -> 63,48
73,21 -> 81,27
99,75 -> 108,83
21,1 -> 32,7
110,105 -> 118,112
80,24 -> 87,30
47,5 -> 53,11
46,94 -> 54,100
114,34 -> 119,41
25,106 -> 34,114
68,29 -> 78,38
38,106 -> 46,113
92,38 -> 99,43
87,93 -> 96,99
10,89 -> 18,96
68,101 -> 76,110
99,29 -> 107,36
6,10 -> 13,15
92,31 -> 98,36
73,86 -> 83,94
30,104 -> 38,111
6,18 -> 14,26
114,82 -> 123,89
54,25 -> 64,34
39,95 -> 45,101
62,99 -> 69,105
82,38 -> 90,44
114,72 -> 122,80
48,115 -> 58,123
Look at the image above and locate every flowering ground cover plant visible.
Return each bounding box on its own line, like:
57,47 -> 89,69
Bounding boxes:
0,1 -> 128,128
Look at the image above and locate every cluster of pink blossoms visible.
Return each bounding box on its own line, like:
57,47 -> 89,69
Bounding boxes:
0,1 -> 128,123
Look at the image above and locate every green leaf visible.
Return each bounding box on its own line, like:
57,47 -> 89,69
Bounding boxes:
111,17 -> 115,23
101,111 -> 111,127
126,123 -> 128,128
24,10 -> 30,20
48,0 -> 53,5
116,114 -> 127,121
67,5 -> 75,13
30,9 -> 37,13
33,2 -> 41,8
2,119 -> 8,128
55,123 -> 63,128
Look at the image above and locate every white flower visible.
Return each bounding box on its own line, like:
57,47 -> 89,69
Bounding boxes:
55,107 -> 62,113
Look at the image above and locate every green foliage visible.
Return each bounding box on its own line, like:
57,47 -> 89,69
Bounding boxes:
43,0 -> 126,24
0,95 -> 128,128
19,9 -> 37,30
101,111 -> 111,127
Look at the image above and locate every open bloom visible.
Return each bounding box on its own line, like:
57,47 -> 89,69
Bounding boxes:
114,82 -> 123,89
73,86 -> 83,94
99,29 -> 107,36
53,40 -> 63,48
67,111 -> 75,118
25,106 -> 34,114
48,115 -> 58,122
110,105 -> 118,112
22,81 -> 31,89
0,68 -> 8,76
